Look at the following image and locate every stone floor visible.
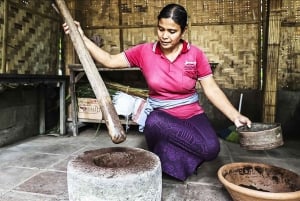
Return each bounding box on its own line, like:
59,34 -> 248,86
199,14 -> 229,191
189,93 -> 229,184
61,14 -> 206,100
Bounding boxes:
0,125 -> 300,201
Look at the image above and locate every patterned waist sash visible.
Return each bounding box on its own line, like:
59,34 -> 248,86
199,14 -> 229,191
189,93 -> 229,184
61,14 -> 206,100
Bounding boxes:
132,93 -> 199,132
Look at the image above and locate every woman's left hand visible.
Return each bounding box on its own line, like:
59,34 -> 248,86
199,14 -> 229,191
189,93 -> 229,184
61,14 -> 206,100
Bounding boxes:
234,115 -> 251,128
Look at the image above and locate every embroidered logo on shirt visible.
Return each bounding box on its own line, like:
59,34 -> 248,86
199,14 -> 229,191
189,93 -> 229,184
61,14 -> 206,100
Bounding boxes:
184,61 -> 197,69
185,61 -> 196,65
184,61 -> 197,79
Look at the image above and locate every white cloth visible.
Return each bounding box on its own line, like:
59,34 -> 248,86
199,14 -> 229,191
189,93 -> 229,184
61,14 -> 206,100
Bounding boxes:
112,91 -> 137,131
112,91 -> 136,116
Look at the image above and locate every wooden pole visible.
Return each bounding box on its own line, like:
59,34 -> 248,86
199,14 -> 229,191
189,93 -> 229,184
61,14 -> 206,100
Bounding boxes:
1,0 -> 8,73
64,0 -> 76,75
262,0 -> 282,123
55,0 -> 126,144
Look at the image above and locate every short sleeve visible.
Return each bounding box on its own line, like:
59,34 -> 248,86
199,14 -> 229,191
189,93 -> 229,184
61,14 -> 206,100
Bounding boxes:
123,44 -> 145,67
196,48 -> 213,80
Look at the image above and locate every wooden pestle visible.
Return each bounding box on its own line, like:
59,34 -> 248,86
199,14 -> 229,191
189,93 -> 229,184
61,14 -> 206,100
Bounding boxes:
54,0 -> 126,144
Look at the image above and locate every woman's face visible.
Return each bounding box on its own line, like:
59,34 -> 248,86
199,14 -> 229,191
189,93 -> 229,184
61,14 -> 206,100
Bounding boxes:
157,18 -> 186,51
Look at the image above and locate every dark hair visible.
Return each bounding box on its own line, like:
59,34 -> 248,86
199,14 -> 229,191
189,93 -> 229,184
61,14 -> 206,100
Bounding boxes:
157,4 -> 188,32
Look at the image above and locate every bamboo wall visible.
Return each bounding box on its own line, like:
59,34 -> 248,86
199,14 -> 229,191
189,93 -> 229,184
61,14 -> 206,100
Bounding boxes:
278,1 -> 300,90
0,0 -> 61,74
66,0 -> 261,90
0,0 -> 298,124
1,0 -> 299,91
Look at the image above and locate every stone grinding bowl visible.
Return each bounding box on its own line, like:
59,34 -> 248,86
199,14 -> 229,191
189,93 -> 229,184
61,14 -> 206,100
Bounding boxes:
237,122 -> 283,150
218,162 -> 300,201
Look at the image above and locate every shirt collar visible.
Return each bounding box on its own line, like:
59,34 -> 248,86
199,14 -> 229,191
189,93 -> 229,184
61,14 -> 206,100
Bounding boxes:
152,39 -> 190,55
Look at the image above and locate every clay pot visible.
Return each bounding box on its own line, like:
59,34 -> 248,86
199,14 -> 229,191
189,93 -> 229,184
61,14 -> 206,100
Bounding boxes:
218,162 -> 300,201
237,123 -> 283,150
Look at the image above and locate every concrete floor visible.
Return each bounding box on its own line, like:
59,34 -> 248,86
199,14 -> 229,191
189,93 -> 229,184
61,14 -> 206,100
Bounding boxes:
0,125 -> 300,201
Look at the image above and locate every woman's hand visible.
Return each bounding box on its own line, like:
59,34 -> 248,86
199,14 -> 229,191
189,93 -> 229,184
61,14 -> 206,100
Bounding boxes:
200,77 -> 252,129
233,114 -> 251,128
62,21 -> 85,38
62,20 -> 128,68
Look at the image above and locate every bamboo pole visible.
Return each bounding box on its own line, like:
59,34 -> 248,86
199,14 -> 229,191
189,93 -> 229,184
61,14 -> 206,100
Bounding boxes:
1,0 -> 8,73
186,1 -> 192,43
262,0 -> 282,123
55,0 -> 126,144
105,81 -> 148,98
64,0 -> 76,75
118,0 -> 124,51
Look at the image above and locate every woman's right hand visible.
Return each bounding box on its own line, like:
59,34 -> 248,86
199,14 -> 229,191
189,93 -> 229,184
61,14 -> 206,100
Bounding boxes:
62,21 -> 85,38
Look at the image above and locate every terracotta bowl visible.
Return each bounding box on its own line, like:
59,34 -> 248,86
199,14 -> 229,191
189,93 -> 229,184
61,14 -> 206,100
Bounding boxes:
218,162 -> 300,201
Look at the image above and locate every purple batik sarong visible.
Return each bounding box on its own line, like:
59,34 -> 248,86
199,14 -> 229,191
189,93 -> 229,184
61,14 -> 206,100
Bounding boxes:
143,110 -> 220,181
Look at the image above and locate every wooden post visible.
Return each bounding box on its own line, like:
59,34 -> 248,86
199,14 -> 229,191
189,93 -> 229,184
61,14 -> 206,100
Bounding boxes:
1,0 -> 8,73
118,0 -> 124,51
64,0 -> 76,75
186,1 -> 192,43
262,0 -> 282,123
55,0 -> 126,144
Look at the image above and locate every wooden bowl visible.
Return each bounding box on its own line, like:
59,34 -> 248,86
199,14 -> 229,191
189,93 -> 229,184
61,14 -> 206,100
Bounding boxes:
237,123 -> 283,150
218,162 -> 300,201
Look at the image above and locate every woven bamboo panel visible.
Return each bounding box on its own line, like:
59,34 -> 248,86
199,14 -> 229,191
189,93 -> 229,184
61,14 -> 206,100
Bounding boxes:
10,0 -> 57,14
85,29 -> 121,54
282,0 -> 300,23
76,0 -> 119,27
278,26 -> 300,90
189,0 -> 260,24
277,0 -> 300,90
69,0 -> 261,89
191,24 -> 259,89
122,27 -> 156,49
4,1 -> 60,74
121,0 -> 187,26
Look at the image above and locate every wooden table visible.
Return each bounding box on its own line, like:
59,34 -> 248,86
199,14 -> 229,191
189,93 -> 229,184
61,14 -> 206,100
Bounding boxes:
0,74 -> 68,135
68,64 -> 140,136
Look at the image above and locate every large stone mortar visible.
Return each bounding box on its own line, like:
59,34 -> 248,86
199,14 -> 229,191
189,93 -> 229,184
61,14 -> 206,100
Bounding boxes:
67,147 -> 162,201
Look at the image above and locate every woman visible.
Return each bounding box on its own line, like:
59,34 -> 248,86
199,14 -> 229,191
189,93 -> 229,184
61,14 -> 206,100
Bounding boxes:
63,3 -> 251,181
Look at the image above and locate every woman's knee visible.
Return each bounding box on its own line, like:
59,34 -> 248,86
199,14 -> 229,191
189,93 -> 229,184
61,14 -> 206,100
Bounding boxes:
204,138 -> 220,161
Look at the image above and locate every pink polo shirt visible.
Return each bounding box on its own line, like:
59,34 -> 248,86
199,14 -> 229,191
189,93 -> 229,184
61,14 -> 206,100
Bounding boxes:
123,40 -> 212,119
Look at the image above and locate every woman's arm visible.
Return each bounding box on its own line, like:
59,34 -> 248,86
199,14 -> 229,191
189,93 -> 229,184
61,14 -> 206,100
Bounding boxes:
199,76 -> 251,128
63,21 -> 128,68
